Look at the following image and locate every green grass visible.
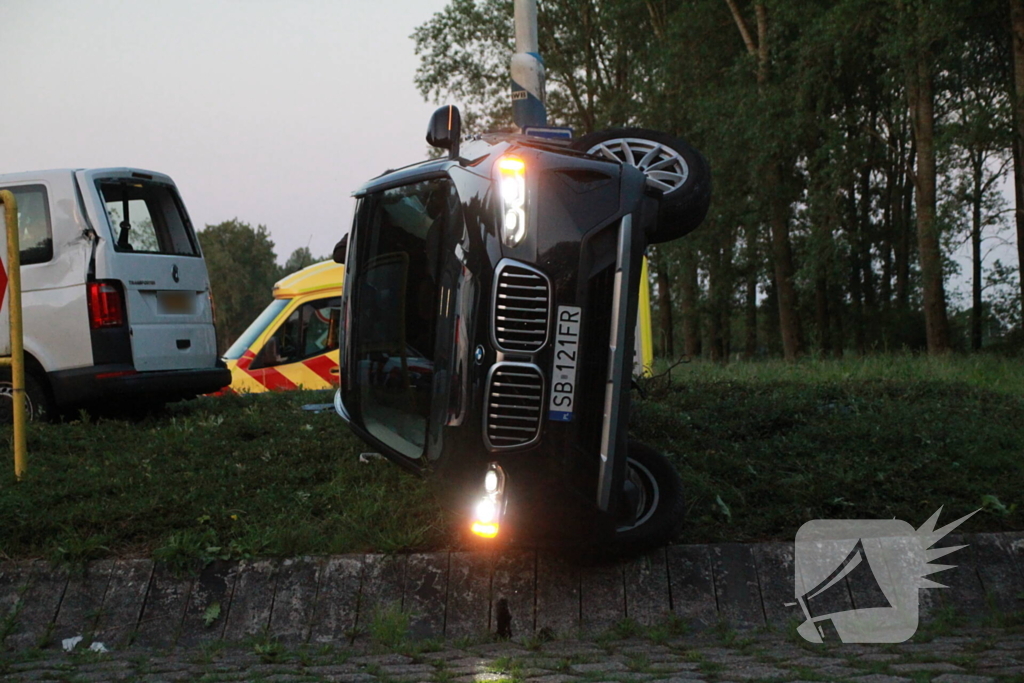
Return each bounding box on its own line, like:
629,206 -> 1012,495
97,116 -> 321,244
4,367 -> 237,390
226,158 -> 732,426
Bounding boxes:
0,390 -> 451,563
636,357 -> 1024,543
0,356 -> 1021,560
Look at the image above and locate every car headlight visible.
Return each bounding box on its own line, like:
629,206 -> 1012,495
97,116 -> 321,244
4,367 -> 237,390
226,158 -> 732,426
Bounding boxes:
498,156 -> 526,247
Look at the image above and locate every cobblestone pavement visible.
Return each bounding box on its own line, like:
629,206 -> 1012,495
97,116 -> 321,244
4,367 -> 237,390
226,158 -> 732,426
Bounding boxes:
1,625 -> 1023,682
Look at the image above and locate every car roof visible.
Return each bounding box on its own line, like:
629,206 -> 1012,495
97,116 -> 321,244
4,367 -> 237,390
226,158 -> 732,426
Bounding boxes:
0,167 -> 172,184
273,260 -> 344,298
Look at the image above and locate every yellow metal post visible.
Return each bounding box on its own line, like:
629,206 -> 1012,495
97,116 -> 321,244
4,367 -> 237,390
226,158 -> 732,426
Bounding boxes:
0,190 -> 27,479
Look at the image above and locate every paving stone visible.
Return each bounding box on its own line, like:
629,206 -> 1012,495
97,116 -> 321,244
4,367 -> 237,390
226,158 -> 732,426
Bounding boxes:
891,662 -> 964,672
454,674 -> 508,683
535,552 -> 580,638
849,675 -> 912,683
356,553 -> 407,636
178,559 -> 238,647
858,653 -> 902,662
134,563 -> 192,648
648,662 -> 702,673
652,677 -> 707,683
931,675 -> 996,683
623,549 -> 671,627
403,552 -> 448,639
580,562 -> 624,634
717,664 -> 788,679
784,656 -> 847,668
446,551 -> 492,640
898,642 -> 963,654
489,549 -> 535,640
928,535 -> 987,617
308,554 -> 363,643
92,558 -> 154,648
301,664 -> 362,674
665,545 -> 716,628
220,559 -> 276,642
523,675 -> 579,682
268,556 -> 323,644
5,562 -> 70,650
975,654 -> 1020,667
380,662 -> 435,674
49,559 -> 114,648
817,665 -> 869,677
571,661 -> 627,673
349,652 -> 413,665
320,675 -> 376,683
972,533 -> 1024,612
751,542 -> 803,629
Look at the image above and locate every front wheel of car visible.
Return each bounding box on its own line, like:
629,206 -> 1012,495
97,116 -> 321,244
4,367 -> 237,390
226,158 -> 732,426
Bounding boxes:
571,128 -> 711,244
612,440 -> 685,553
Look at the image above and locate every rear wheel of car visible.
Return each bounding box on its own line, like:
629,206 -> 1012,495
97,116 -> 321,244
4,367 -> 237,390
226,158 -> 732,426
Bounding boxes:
571,128 -> 711,243
612,440 -> 685,552
0,370 -> 54,423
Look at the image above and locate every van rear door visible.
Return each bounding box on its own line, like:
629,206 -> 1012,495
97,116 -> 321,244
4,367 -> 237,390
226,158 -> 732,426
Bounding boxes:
78,169 -> 218,372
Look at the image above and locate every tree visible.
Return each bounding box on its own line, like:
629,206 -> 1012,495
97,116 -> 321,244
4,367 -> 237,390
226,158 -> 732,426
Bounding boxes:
279,246 -> 321,278
198,220 -> 280,354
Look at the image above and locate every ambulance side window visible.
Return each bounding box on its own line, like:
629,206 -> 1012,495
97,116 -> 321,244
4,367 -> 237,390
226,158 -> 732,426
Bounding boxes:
259,297 -> 340,367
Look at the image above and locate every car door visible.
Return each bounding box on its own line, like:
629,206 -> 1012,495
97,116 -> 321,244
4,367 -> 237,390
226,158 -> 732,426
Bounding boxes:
246,296 -> 341,390
79,169 -> 217,372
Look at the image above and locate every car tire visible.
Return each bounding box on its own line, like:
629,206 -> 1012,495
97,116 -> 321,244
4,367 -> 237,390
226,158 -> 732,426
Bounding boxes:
0,369 -> 54,423
571,128 -> 711,243
612,440 -> 685,552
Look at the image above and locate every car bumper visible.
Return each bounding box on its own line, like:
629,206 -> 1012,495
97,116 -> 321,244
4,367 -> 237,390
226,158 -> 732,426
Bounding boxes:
49,363 -> 231,407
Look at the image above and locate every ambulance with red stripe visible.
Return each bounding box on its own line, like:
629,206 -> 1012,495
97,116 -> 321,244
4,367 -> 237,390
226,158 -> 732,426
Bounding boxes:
222,261 -> 343,392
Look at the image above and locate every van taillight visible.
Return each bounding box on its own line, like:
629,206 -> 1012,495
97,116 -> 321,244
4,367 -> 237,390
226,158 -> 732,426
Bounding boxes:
87,281 -> 125,329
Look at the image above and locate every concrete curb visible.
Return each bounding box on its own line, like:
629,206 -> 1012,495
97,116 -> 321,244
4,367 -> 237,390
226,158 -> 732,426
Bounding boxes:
1,532 -> 1021,651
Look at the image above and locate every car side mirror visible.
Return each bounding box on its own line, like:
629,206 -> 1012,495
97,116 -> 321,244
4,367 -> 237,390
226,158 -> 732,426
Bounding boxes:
333,234 -> 348,264
426,105 -> 461,160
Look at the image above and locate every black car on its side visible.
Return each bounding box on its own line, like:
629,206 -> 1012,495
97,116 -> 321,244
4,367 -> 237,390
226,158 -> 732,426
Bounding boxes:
334,106 -> 710,551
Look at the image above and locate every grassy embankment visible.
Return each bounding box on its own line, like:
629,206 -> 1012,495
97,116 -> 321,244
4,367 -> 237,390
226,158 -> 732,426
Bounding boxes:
0,355 -> 1020,562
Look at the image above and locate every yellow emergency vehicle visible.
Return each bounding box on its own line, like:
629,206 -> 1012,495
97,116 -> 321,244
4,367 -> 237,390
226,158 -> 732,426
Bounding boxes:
222,261 -> 343,393
223,258 -> 653,394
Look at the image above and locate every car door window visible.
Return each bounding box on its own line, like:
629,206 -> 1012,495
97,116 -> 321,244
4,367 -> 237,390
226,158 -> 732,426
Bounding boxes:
3,185 -> 53,265
348,178 -> 452,460
257,297 -> 340,368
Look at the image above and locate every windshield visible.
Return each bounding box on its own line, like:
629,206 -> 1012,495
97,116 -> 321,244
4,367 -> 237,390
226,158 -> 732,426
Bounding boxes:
348,178 -> 450,460
224,298 -> 290,359
97,180 -> 199,256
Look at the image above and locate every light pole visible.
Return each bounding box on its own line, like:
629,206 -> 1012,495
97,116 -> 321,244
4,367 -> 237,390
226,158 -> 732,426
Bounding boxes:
511,0 -> 547,129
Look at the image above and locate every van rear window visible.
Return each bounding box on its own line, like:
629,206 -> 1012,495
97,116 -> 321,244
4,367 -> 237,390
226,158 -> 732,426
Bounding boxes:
97,180 -> 199,256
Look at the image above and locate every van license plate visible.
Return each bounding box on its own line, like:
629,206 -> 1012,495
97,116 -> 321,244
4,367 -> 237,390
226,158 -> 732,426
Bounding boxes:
159,292 -> 193,314
548,305 -> 581,422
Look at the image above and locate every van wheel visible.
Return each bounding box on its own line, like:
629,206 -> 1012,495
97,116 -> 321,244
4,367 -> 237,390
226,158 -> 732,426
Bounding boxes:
0,370 -> 54,423
572,128 -> 711,243
612,441 -> 685,553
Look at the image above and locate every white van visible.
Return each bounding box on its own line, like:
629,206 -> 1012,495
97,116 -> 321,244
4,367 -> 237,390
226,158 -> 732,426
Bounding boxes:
0,168 -> 230,419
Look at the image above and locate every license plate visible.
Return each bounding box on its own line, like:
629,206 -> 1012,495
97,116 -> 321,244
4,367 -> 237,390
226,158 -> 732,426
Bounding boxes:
159,291 -> 193,314
548,305 -> 581,422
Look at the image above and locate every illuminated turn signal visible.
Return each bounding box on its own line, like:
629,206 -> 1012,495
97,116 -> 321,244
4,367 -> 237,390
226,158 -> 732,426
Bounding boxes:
471,522 -> 499,538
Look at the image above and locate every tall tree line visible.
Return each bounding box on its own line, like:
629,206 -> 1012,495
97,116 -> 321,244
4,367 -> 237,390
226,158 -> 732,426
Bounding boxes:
414,0 -> 1024,358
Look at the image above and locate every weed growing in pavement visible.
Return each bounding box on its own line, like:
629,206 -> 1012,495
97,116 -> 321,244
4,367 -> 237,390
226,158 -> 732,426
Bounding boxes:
368,603 -> 410,649
252,636 -> 285,663
625,652 -> 650,672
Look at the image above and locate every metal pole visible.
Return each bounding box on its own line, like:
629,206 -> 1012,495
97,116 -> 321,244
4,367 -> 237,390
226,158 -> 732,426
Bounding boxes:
0,190 -> 27,479
511,0 -> 547,129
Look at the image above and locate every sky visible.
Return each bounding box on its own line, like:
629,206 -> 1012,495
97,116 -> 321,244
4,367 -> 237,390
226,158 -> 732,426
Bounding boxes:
1,0 -> 453,263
